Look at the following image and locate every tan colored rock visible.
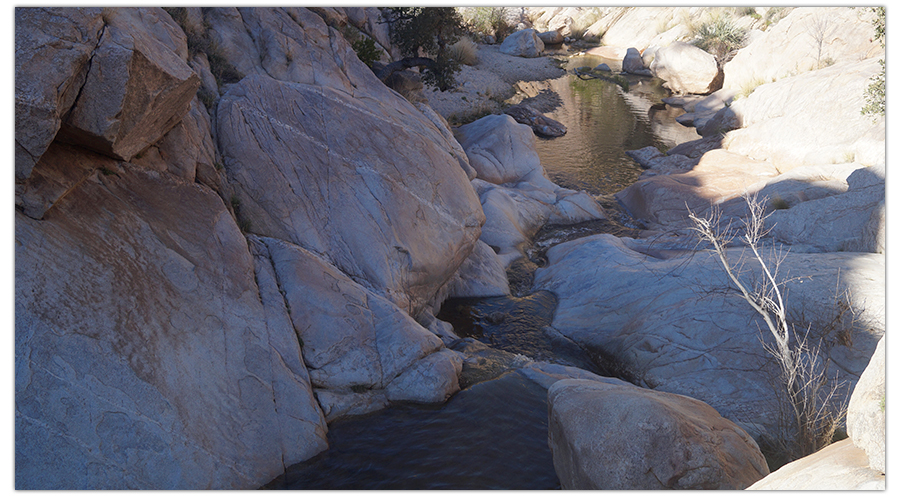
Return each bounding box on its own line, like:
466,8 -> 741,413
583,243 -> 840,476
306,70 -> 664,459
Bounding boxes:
725,58 -> 885,169
723,7 -> 883,93
548,378 -> 769,489
60,7 -> 200,161
650,41 -> 721,95
847,336 -> 885,473
16,142 -> 117,219
499,28 -> 544,58
15,7 -> 104,179
747,439 -> 884,490
616,149 -> 780,226
16,165 -> 328,489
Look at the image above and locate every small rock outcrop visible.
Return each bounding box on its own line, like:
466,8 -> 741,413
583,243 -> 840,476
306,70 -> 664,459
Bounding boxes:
455,115 -> 605,267
622,47 -> 651,76
650,41 -> 721,95
548,378 -> 769,489
504,104 -> 567,137
15,7 -> 104,179
59,8 -> 201,161
537,30 -> 563,45
499,28 -> 544,58
747,440 -> 884,490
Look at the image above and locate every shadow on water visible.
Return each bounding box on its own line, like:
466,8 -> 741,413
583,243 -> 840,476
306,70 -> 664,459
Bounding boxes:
266,371 -> 559,490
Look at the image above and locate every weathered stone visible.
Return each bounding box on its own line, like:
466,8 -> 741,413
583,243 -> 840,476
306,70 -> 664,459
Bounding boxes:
455,114 -> 549,186
504,104 -> 567,137
16,165 -> 328,489
385,350 -> 464,404
537,30 -> 563,45
622,47 -> 650,75
764,165 -> 885,253
548,378 -> 769,489
218,74 -> 484,315
15,7 -> 104,179
16,142 -> 117,220
534,234 -> 885,439
847,336 -> 885,473
439,239 -> 511,300
153,97 -> 217,182
499,28 -> 544,58
725,58 -> 885,169
723,7 -> 883,94
60,8 -> 200,161
616,149 -> 780,227
262,237 -> 446,394
747,439 -> 884,490
650,41 -> 721,95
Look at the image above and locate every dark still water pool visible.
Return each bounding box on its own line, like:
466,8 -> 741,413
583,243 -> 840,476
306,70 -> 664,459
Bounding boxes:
265,371 -> 559,490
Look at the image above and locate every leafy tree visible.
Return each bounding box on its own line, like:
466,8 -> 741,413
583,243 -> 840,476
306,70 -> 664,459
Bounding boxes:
381,7 -> 466,91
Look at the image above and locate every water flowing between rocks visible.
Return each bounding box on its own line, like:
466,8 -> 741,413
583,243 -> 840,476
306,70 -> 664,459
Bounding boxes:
267,54 -> 696,490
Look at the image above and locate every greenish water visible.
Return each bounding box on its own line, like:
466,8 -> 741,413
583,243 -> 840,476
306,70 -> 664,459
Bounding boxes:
533,55 -> 700,196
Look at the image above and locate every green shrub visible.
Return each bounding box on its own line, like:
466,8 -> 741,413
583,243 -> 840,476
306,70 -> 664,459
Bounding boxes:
387,7 -> 466,90
462,7 -> 512,42
197,87 -> 217,110
692,15 -> 747,61
862,7 -> 885,119
351,36 -> 384,68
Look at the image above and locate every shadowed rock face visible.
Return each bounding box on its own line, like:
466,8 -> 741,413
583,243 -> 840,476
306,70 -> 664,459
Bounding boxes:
59,8 -> 201,161
16,165 -> 328,489
14,7 -> 104,179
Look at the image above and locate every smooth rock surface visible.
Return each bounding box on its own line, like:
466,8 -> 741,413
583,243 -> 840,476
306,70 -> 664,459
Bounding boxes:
16,165 -> 328,489
616,149 -> 780,227
723,7 -> 883,93
650,41 -> 721,95
548,378 -> 769,489
725,58 -> 885,169
499,28 -> 544,58
747,439 -> 884,490
218,74 -> 484,315
261,237 -> 448,397
847,336 -> 885,473
534,234 -> 885,438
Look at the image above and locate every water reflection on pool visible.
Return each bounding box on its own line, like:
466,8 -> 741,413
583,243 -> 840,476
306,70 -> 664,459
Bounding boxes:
532,54 -> 700,196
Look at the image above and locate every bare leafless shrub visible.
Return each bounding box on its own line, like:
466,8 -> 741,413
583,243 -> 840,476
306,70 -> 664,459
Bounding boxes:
688,194 -> 849,463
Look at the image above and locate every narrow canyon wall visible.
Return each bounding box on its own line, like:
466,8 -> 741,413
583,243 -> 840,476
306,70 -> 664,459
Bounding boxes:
15,7 -> 483,489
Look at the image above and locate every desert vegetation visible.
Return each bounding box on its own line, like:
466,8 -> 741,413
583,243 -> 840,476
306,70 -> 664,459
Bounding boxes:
689,196 -> 851,466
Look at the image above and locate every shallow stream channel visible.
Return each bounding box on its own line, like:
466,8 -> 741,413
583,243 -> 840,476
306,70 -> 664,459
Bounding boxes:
266,53 -> 696,490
